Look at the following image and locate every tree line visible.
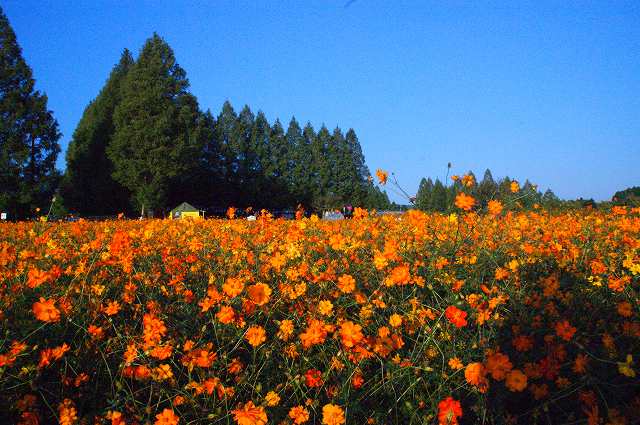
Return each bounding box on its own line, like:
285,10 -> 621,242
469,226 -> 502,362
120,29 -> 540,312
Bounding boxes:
61,33 -> 391,217
0,7 -> 390,219
414,169 -> 562,211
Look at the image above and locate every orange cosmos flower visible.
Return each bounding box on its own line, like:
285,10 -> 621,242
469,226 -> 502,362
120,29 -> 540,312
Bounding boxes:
223,277 -> 245,298
617,301 -> 632,318
505,369 -> 528,392
386,264 -> 411,286
454,193 -> 475,211
339,321 -> 364,348
107,411 -> 125,425
445,305 -> 468,328
322,404 -> 346,425
448,357 -> 464,370
32,298 -> 60,323
318,300 -> 334,316
510,181 -> 519,193
87,325 -> 103,339
573,354 -> 589,374
245,325 -> 267,347
337,274 -> 356,293
246,283 -> 271,306
232,401 -> 267,425
487,200 -> 503,215
375,169 -> 388,185
217,305 -> 236,324
485,351 -> 513,381
27,268 -> 49,288
437,396 -> 463,425
465,362 -> 489,392
58,399 -> 77,425
305,369 -> 323,387
103,300 -> 121,316
154,408 -> 179,425
555,320 -> 577,341
265,391 -> 281,406
389,314 -> 403,328
289,406 -> 310,424
226,207 -> 237,219
39,343 -> 69,368
277,319 -> 294,341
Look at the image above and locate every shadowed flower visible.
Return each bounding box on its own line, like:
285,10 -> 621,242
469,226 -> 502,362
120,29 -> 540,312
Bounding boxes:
505,369 -> 528,392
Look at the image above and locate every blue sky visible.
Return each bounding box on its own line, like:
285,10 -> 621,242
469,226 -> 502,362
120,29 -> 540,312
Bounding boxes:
3,1 -> 639,202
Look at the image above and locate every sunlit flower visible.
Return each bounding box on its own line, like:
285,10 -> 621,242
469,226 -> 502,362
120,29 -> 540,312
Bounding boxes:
232,401 -> 267,425
375,169 -> 388,185
245,325 -> 267,347
289,406 -> 310,424
454,193 -> 475,211
437,396 -> 462,425
154,408 -> 179,425
322,404 -> 345,425
445,305 -> 468,328
265,391 -> 280,406
32,298 -> 60,323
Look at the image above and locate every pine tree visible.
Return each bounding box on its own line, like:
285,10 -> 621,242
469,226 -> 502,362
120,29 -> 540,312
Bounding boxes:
476,168 -> 497,207
432,179 -> 448,211
330,127 -> 354,205
107,33 -> 204,216
286,117 -> 310,206
215,101 -> 238,206
62,49 -> 133,216
0,7 -> 61,219
345,128 -> 369,205
231,106 -> 256,206
415,177 -> 433,211
266,119 -> 290,207
311,125 -> 332,209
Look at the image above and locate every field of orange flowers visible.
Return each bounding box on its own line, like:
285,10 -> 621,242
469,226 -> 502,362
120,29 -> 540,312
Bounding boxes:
1,207 -> 639,424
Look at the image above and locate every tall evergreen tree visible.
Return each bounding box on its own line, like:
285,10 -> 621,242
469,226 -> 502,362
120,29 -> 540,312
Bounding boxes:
62,50 -> 133,215
265,119 -> 290,207
215,101 -> 238,206
432,178 -> 449,211
311,125 -> 332,209
345,129 -> 370,182
415,177 -> 434,211
476,168 -> 497,207
107,34 -> 204,216
286,117 -> 310,206
233,105 -> 256,195
0,7 -> 61,219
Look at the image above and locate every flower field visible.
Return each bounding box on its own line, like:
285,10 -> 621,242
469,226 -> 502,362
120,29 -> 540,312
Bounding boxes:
1,208 -> 639,424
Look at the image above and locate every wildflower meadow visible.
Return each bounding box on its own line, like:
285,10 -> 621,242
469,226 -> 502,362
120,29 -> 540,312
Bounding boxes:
1,201 -> 639,424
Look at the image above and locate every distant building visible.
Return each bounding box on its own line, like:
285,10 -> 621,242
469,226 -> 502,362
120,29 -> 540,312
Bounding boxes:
169,202 -> 203,219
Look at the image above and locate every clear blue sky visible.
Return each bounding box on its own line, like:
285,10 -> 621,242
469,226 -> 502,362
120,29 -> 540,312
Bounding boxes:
3,1 -> 639,202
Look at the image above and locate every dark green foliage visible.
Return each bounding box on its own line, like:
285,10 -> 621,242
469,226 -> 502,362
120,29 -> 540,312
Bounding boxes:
0,7 -> 61,219
612,186 -> 640,206
107,34 -> 205,216
55,33 -> 380,215
413,168 -> 561,212
61,50 -> 133,216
